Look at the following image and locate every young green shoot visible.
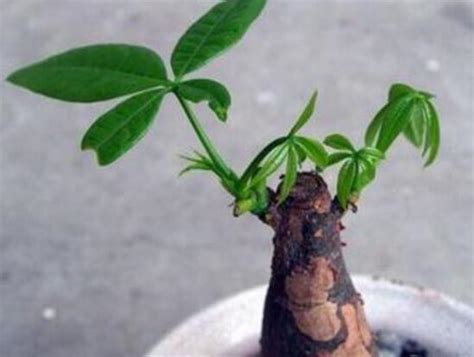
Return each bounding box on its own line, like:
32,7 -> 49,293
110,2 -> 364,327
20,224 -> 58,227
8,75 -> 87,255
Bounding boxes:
6,0 -> 440,216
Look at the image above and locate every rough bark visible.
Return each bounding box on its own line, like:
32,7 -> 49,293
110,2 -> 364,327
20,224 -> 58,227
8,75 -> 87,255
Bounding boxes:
259,172 -> 377,357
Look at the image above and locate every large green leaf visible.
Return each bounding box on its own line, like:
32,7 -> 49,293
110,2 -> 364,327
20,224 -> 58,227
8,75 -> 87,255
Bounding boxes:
177,79 -> 231,122
171,0 -> 266,78
81,89 -> 166,165
289,91 -> 317,135
279,145 -> 298,203
7,44 -> 169,102
337,159 -> 357,209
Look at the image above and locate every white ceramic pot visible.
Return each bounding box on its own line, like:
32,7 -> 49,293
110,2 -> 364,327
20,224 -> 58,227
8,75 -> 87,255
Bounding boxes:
146,275 -> 474,356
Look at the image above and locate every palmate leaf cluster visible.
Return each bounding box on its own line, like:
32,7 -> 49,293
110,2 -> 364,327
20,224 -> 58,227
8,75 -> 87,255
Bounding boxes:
324,135 -> 385,209
233,92 -> 328,213
325,83 -> 440,208
366,83 -> 440,166
6,0 -> 441,214
8,0 -> 266,166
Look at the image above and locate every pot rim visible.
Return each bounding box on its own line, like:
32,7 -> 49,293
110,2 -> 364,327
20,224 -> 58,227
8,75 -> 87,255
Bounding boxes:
147,275 -> 474,356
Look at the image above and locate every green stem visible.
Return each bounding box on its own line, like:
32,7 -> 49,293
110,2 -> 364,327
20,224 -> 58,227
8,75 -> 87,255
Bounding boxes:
174,91 -> 237,184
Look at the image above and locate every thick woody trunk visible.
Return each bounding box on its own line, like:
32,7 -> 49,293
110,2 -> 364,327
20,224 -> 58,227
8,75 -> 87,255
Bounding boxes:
259,172 -> 377,357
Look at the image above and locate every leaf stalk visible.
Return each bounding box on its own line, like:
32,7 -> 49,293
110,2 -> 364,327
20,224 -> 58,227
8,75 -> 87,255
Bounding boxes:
174,91 -> 238,193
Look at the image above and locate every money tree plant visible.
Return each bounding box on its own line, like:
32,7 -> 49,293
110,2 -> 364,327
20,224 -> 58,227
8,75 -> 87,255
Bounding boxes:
6,0 -> 440,356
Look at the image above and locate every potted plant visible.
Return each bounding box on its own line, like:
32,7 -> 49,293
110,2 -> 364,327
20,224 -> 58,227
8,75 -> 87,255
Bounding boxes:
6,0 -> 472,356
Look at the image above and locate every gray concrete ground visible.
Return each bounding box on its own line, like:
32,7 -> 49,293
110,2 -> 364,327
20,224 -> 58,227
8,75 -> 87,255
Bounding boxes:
1,1 -> 473,357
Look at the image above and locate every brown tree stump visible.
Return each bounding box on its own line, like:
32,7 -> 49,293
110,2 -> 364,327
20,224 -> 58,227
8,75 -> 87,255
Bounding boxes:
259,172 -> 377,357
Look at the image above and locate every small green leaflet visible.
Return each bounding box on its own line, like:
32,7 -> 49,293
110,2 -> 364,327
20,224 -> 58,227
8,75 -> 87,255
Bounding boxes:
324,134 -> 355,152
279,145 -> 298,203
353,157 -> 376,192
179,151 -> 215,176
357,147 -> 385,161
238,136 -> 287,190
294,143 -> 307,166
327,152 -> 351,166
289,91 -> 317,135
294,136 -> 328,168
171,0 -> 267,78
81,89 -> 166,165
177,79 -> 231,122
388,83 -> 415,102
421,100 -> 440,166
337,160 -> 357,209
403,102 -> 425,148
365,83 -> 416,148
7,44 -> 169,102
250,143 -> 288,188
389,83 -> 434,102
364,102 -> 390,147
376,96 -> 415,152
325,134 -> 384,208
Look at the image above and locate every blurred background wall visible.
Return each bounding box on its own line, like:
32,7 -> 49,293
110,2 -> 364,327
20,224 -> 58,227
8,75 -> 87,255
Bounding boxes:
1,1 -> 473,356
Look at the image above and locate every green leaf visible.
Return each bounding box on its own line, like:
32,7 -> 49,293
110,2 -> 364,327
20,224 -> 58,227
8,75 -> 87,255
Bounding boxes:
295,136 -> 328,167
327,152 -> 352,166
81,89 -> 166,165
180,150 -> 209,164
358,147 -> 385,161
375,96 -> 414,152
421,101 -> 432,157
365,101 -> 391,147
289,91 -> 317,135
179,162 -> 213,176
279,145 -> 298,203
389,83 -> 435,102
177,79 -> 231,122
180,150 -> 237,194
374,83 -> 437,152
337,159 -> 357,209
179,151 -> 215,175
294,142 -> 307,166
388,83 -> 415,102
403,101 -> 425,148
238,136 -> 287,188
324,134 -> 355,152
422,101 -> 440,166
7,44 -> 169,102
353,157 -> 376,192
171,0 -> 266,78
250,143 -> 288,188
